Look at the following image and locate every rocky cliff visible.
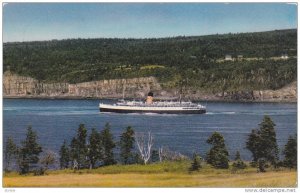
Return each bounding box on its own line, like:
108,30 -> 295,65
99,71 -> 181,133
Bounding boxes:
3,71 -> 297,102
3,71 -> 161,98
253,81 -> 297,102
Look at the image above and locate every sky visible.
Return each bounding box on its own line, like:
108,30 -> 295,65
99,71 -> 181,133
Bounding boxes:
3,3 -> 298,42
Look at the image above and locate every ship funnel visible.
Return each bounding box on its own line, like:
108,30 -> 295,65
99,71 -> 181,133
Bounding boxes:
146,92 -> 153,104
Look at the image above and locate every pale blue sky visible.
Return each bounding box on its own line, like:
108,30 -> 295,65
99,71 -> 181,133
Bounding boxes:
3,3 -> 297,42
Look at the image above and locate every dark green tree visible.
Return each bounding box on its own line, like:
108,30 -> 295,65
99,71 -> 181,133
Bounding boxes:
189,153 -> 203,172
18,126 -> 42,174
119,126 -> 135,164
246,129 -> 261,163
69,124 -> 88,169
206,132 -> 229,169
59,140 -> 70,169
100,123 -> 116,165
232,151 -> 247,170
246,115 -> 279,172
4,137 -> 18,172
283,134 -> 297,169
88,128 -> 103,169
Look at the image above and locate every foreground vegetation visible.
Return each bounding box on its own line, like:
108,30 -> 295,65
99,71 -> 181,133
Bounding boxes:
4,115 -> 297,187
3,161 -> 297,187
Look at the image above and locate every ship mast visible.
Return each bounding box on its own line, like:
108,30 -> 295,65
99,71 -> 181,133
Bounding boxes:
178,76 -> 188,103
179,93 -> 182,103
179,79 -> 183,103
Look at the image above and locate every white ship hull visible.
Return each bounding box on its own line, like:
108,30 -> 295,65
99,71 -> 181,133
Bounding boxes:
99,103 -> 206,114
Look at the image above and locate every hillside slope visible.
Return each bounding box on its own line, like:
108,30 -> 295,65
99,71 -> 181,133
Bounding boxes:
3,29 -> 297,95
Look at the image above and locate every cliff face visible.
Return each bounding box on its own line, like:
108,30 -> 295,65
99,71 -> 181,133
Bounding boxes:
181,82 -> 297,102
3,71 -> 69,97
68,77 -> 161,98
3,71 -> 297,102
253,81 -> 297,102
3,71 -> 161,98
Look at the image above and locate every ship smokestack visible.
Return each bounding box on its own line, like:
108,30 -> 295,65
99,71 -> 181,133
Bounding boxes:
146,92 -> 153,104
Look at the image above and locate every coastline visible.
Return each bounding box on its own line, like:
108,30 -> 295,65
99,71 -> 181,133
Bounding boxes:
3,72 -> 297,103
3,95 -> 297,103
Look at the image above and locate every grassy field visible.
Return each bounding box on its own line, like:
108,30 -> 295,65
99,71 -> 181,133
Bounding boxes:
3,161 -> 297,187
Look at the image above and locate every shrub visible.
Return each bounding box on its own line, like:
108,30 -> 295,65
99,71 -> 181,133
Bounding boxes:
231,151 -> 247,173
189,153 -> 203,172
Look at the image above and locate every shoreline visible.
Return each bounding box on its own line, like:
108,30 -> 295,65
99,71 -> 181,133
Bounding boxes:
3,95 -> 297,103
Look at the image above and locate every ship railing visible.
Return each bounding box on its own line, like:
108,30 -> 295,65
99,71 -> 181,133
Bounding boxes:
115,102 -> 206,109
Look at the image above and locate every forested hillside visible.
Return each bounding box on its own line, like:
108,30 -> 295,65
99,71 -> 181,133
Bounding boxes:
3,29 -> 297,92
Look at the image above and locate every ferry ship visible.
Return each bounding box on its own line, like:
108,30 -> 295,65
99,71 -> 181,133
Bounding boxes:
99,92 -> 206,114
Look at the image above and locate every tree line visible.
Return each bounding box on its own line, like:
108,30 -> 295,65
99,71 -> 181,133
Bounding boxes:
4,115 -> 297,175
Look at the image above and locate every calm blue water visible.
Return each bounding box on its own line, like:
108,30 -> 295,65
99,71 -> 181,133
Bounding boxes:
3,99 -> 297,161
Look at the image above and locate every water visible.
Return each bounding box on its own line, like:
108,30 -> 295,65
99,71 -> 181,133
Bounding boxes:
3,99 -> 297,161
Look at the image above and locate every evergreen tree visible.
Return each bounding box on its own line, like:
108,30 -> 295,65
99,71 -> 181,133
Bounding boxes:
246,115 -> 279,172
59,140 -> 70,169
245,129 -> 261,162
69,124 -> 88,169
189,153 -> 203,171
100,123 -> 116,165
283,134 -> 297,169
88,128 -> 103,169
259,116 -> 279,165
4,137 -> 18,172
77,124 -> 88,168
206,132 -> 229,169
18,126 -> 42,174
232,151 -> 247,170
119,126 -> 135,164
